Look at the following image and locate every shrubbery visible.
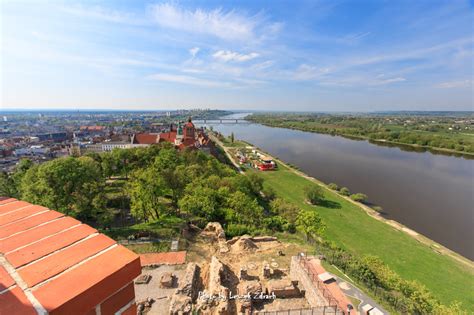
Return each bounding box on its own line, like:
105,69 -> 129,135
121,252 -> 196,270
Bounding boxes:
317,240 -> 463,314
350,193 -> 368,203
339,187 -> 350,196
304,185 -> 324,205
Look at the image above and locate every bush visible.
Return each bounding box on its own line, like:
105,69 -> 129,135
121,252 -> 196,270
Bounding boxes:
225,223 -> 253,238
262,185 -> 276,201
372,206 -> 383,212
304,185 -> 324,205
350,193 -> 368,203
263,216 -> 288,232
340,187 -> 350,196
270,198 -> 300,223
327,183 -> 339,190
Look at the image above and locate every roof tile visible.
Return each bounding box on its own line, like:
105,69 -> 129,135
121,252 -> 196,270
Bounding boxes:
100,282 -> 135,315
6,224 -> 97,268
0,210 -> 64,239
0,216 -> 80,254
0,265 -> 15,291
18,234 -> 115,287
0,205 -> 47,226
33,245 -> 141,314
0,200 -> 32,215
0,286 -> 37,315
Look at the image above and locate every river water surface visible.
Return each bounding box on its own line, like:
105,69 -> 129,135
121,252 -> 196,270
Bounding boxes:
199,113 -> 474,260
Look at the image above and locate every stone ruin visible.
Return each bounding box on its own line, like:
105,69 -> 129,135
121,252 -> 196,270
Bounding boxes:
236,280 -> 263,314
265,279 -> 303,298
196,256 -> 233,315
160,272 -> 174,288
202,222 -> 230,254
170,225 -> 319,314
229,236 -> 258,253
169,263 -> 201,315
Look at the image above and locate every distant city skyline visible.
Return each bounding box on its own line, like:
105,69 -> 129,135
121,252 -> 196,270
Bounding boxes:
1,0 -> 473,111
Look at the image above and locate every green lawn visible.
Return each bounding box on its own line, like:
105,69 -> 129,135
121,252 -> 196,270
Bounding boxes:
256,165 -> 474,310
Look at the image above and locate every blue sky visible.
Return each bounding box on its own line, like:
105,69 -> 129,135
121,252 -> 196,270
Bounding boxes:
1,0 -> 473,111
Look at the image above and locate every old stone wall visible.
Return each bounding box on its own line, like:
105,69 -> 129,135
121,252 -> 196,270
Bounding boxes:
290,256 -> 327,307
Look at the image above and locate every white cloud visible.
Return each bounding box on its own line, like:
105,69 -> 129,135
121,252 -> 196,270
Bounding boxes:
320,75 -> 406,87
212,50 -> 259,62
189,47 -> 200,57
344,31 -> 371,42
147,73 -> 232,87
252,60 -> 274,71
292,64 -> 330,80
371,77 -> 406,86
436,80 -> 472,89
149,3 -> 270,41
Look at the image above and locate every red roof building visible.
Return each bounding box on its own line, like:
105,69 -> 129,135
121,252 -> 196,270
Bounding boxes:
131,133 -> 160,145
129,119 -> 214,152
0,197 -> 141,315
79,126 -> 106,132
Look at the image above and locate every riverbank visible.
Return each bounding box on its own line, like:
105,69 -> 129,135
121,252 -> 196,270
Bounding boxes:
212,134 -> 474,310
249,120 -> 474,158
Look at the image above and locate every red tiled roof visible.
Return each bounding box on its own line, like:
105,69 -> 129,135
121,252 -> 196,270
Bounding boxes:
80,126 -> 105,131
133,133 -> 160,144
158,131 -> 177,143
0,198 -> 141,315
139,251 -> 187,266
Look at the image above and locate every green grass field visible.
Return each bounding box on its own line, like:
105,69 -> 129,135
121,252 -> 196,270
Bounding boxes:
256,164 -> 474,309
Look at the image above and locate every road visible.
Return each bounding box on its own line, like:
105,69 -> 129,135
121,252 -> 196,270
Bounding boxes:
334,273 -> 389,314
208,133 -> 244,174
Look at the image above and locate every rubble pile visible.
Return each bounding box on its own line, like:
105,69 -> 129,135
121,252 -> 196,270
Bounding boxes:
230,236 -> 258,253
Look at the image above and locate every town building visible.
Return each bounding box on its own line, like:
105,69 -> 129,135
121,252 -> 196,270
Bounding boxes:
0,197 -> 141,315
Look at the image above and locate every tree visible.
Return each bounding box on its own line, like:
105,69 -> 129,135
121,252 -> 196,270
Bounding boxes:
304,185 -> 324,205
340,187 -> 350,196
328,183 -> 339,190
178,186 -> 221,221
246,172 -> 264,196
296,210 -> 325,240
226,191 -> 264,226
230,132 -> 235,143
128,167 -> 170,221
350,193 -> 368,203
9,158 -> 34,197
20,157 -> 106,219
270,198 -> 299,224
0,172 -> 16,197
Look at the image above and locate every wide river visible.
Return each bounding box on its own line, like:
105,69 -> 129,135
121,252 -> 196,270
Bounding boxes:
198,113 -> 474,260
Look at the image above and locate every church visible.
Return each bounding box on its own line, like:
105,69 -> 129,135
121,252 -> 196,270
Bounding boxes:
132,118 -> 212,151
